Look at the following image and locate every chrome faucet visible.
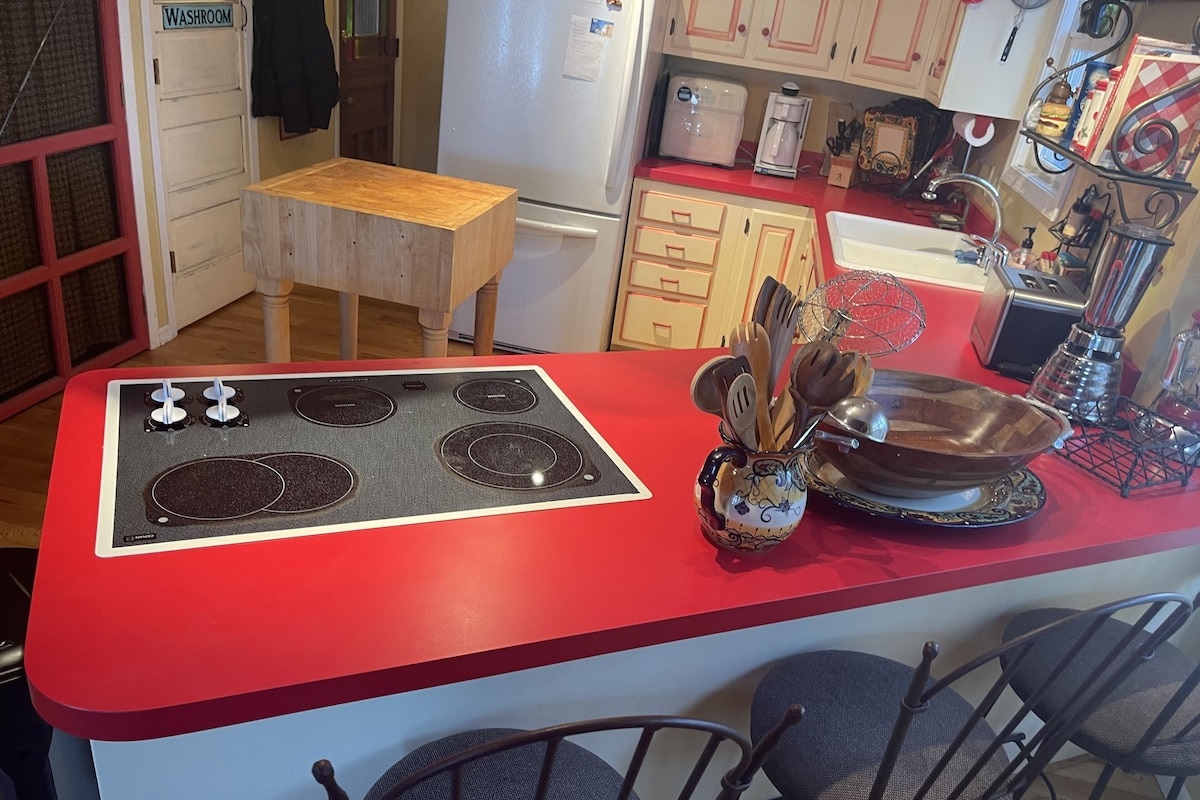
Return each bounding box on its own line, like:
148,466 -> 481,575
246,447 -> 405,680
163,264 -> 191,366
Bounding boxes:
922,172 -> 1008,273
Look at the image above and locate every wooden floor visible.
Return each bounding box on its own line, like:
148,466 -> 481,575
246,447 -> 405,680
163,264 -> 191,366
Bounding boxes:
1026,755 -> 1167,800
0,285 -> 471,549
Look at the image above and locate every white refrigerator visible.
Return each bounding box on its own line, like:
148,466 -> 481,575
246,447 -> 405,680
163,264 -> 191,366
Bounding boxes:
439,0 -> 663,353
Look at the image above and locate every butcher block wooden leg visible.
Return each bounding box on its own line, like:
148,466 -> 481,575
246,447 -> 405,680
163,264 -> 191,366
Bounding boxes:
257,277 -> 295,363
418,308 -> 451,358
472,270 -> 502,356
338,292 -> 359,361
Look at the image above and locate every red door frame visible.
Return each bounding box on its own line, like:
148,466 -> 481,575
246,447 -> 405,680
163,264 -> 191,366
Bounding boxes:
0,0 -> 148,420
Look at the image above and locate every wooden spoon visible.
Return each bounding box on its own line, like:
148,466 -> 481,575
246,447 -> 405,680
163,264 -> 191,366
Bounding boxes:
690,355 -> 733,416
724,372 -> 759,451
729,322 -> 772,449
786,341 -> 855,448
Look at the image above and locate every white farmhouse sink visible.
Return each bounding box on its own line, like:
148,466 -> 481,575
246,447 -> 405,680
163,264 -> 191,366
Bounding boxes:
826,211 -> 988,292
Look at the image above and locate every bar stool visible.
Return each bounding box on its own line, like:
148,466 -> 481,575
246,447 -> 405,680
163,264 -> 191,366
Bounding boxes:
0,547 -> 54,800
750,593 -> 1192,800
1002,596 -> 1200,800
313,706 -> 803,800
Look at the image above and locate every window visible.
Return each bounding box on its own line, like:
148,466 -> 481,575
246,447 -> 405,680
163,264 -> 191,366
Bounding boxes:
1001,1 -> 1124,220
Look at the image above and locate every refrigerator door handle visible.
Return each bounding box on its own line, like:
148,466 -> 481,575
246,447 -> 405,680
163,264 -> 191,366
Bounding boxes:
605,2 -> 647,192
517,217 -> 599,240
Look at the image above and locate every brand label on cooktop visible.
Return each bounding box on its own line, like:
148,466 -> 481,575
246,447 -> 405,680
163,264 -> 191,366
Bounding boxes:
97,366 -> 651,556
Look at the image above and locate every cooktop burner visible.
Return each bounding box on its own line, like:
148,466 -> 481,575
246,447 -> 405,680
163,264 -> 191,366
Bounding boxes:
147,453 -> 356,524
98,366 -> 649,556
453,379 -> 538,414
291,385 -> 396,427
439,422 -> 587,491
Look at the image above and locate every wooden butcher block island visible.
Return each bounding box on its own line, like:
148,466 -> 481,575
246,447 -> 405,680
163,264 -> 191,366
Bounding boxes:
240,158 -> 517,361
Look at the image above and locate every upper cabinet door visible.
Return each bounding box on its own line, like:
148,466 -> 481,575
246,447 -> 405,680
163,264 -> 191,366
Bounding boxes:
747,0 -> 857,77
666,0 -> 753,59
844,0 -> 945,91
924,0 -> 967,100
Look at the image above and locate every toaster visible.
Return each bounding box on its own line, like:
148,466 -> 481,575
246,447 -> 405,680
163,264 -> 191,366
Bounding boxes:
658,75 -> 747,168
970,266 -> 1086,375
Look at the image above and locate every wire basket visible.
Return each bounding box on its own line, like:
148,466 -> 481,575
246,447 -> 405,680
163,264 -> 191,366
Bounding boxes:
797,270 -> 927,356
1057,397 -> 1200,497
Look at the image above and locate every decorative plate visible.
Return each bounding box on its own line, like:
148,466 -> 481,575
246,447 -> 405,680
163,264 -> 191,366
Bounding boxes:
803,451 -> 1046,528
858,111 -> 917,179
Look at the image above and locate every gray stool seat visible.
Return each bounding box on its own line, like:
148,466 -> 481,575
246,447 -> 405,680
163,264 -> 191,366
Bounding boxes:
752,650 -> 1009,800
313,709 -> 804,800
365,728 -> 633,800
1003,607 -> 1200,777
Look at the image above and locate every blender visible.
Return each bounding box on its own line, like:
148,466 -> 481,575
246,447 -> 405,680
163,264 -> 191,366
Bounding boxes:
754,83 -> 811,179
1027,223 -> 1174,422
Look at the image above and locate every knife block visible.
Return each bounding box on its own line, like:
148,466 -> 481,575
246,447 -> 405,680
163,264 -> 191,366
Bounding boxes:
827,152 -> 858,188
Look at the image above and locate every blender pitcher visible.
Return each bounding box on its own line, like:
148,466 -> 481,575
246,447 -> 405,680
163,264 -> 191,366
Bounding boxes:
1028,223 -> 1174,422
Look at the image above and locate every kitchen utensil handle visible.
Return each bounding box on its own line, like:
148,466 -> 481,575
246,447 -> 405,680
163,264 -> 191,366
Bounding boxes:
605,0 -> 648,192
696,445 -> 747,533
516,218 -> 598,240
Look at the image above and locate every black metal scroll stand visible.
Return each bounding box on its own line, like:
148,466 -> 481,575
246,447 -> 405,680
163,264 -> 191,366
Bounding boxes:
1019,0 -> 1199,229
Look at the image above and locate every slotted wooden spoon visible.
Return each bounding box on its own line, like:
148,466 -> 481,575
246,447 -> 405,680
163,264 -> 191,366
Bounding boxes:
729,321 -> 772,448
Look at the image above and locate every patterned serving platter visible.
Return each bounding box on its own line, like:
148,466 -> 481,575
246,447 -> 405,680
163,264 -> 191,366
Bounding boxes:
804,450 -> 1046,528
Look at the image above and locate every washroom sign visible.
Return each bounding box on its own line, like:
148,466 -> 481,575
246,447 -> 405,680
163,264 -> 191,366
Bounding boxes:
162,4 -> 234,29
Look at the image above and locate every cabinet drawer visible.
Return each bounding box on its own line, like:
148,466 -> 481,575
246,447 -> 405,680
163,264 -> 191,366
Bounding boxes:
632,226 -> 720,267
637,190 -> 727,232
627,259 -> 712,299
618,292 -> 705,349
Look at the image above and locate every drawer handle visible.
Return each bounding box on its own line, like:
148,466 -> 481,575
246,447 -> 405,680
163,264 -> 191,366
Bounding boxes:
664,244 -> 685,254
670,209 -> 692,221
652,321 -> 673,331
659,277 -> 681,287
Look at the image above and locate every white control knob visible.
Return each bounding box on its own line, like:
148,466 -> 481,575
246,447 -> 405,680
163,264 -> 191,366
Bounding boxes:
204,394 -> 242,425
150,395 -> 188,428
203,378 -> 236,402
150,380 -> 185,404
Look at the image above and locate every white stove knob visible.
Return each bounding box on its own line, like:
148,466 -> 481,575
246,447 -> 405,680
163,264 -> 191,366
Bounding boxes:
149,395 -> 188,428
150,380 -> 185,404
203,378 -> 236,402
204,396 -> 242,425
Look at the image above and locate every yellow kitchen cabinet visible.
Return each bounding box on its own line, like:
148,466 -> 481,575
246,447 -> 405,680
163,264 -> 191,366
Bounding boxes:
663,0 -> 1054,120
662,0 -> 945,92
611,178 -> 818,352
663,0 -> 857,81
842,0 -> 947,93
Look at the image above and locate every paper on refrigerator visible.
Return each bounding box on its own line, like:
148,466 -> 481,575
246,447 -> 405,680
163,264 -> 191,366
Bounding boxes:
564,15 -> 614,81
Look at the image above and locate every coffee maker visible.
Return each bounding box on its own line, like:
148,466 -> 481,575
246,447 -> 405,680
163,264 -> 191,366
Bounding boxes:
754,83 -> 811,179
1027,223 -> 1174,422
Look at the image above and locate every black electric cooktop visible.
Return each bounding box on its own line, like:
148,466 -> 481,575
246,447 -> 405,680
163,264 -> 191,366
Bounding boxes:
97,366 -> 650,556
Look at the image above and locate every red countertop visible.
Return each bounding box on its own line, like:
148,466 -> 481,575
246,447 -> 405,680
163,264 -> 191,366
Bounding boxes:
26,160 -> 1198,743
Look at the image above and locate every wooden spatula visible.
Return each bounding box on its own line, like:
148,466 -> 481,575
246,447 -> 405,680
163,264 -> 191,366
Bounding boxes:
724,372 -> 759,451
729,322 -> 772,448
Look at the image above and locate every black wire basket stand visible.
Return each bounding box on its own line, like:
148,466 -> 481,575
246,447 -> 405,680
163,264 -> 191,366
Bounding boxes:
1056,397 -> 1200,497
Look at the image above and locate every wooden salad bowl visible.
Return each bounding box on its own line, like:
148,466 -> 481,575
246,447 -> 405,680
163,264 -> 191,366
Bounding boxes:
815,369 -> 1067,498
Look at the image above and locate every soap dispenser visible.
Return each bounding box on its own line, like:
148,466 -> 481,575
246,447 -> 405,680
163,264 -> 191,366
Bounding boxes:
1011,227 -> 1038,268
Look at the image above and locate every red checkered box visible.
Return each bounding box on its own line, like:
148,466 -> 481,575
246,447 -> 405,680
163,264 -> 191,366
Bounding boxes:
1095,55 -> 1200,178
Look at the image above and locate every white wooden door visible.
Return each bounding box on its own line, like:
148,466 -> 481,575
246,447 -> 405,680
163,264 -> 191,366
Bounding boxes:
666,0 -> 753,60
151,1 -> 256,329
844,0 -> 944,91
747,0 -> 856,77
